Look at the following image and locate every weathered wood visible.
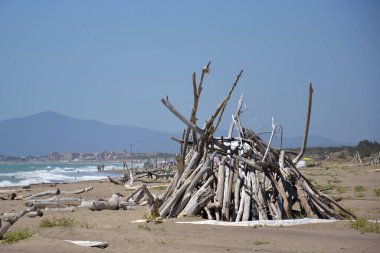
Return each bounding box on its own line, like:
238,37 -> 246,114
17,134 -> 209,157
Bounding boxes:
209,70 -> 243,135
60,186 -> 94,194
26,210 -> 43,218
179,176 -> 215,217
293,82 -> 313,164
108,176 -> 122,185
222,157 -> 235,221
24,188 -> 60,201
80,193 -> 120,211
228,94 -> 245,138
25,197 -> 82,208
161,96 -> 206,139
142,185 -> 161,216
176,158 -> 212,214
262,117 -> 276,162
242,170 -> 252,221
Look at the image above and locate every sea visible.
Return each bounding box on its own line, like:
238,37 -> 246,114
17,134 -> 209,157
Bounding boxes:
0,162 -> 139,187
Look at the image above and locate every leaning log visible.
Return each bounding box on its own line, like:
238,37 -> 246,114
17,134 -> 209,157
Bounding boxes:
0,205 -> 37,239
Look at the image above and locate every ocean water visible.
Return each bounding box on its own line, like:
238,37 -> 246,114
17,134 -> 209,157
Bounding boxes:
0,163 -> 131,187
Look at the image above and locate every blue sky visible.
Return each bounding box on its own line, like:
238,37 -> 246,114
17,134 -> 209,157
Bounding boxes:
0,0 -> 379,144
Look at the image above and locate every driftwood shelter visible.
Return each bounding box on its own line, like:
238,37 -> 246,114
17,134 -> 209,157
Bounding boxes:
145,62 -> 356,221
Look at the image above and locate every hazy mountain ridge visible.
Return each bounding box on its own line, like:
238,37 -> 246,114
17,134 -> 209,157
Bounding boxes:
0,111 -> 178,156
0,111 -> 345,156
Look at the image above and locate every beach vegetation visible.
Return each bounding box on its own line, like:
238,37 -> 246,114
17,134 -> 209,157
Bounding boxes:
1,228 -> 34,244
336,186 -> 347,194
248,224 -> 263,229
78,220 -> 96,229
350,217 -> 380,234
153,185 -> 167,191
354,185 -> 366,198
354,185 -> 366,192
40,217 -> 75,228
374,188 -> 380,197
138,223 -> 151,231
251,239 -> 270,245
143,213 -> 162,224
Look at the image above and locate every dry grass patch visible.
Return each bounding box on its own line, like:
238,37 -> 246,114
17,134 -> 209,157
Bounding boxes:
1,228 -> 33,244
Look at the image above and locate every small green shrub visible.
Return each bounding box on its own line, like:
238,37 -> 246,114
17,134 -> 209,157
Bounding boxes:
336,186 -> 347,194
143,213 -> 162,224
251,239 -> 270,245
77,221 -> 96,229
1,228 -> 33,244
153,185 -> 167,191
138,223 -> 151,231
40,217 -> 75,228
350,218 -> 380,234
374,188 -> 380,197
354,185 -> 366,192
248,224 -> 263,229
355,192 -> 365,198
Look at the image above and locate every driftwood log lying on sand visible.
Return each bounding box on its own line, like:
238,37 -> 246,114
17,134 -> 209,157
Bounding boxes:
143,62 -> 356,221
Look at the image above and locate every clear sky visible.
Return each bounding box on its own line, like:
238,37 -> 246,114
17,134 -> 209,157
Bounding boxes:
0,0 -> 379,144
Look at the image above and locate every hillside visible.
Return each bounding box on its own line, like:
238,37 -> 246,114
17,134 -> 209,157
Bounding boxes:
0,111 -> 178,156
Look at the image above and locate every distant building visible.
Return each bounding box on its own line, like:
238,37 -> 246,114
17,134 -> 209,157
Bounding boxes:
48,152 -> 61,161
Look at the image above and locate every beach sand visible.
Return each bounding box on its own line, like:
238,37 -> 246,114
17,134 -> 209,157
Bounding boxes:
1,163 -> 379,253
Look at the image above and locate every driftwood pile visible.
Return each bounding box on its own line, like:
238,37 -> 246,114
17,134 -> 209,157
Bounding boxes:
143,62 -> 356,221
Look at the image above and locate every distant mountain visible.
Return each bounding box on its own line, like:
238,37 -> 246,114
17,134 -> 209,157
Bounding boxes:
276,135 -> 343,148
0,111 -> 345,156
0,111 -> 179,156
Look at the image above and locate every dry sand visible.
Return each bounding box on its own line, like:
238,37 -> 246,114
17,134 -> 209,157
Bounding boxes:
1,163 -> 379,253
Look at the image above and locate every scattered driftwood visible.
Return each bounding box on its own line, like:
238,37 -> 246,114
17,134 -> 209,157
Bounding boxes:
23,185 -> 155,211
0,205 -> 37,239
141,63 -> 356,221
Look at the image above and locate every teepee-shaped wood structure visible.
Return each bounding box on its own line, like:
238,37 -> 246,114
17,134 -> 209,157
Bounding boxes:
145,63 -> 355,221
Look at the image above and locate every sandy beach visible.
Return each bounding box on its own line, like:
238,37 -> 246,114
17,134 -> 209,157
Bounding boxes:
1,163 -> 380,253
